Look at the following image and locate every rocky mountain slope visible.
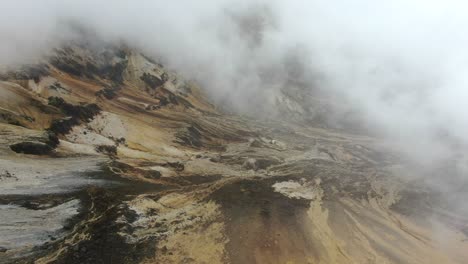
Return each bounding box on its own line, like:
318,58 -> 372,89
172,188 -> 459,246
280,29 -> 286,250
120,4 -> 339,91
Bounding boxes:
0,43 -> 467,264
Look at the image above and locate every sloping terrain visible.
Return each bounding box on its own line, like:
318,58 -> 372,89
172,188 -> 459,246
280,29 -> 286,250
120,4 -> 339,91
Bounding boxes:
0,43 -> 467,264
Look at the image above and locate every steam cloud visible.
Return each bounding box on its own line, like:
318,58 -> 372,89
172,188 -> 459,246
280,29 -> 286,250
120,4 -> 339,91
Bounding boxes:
2,0 -> 468,172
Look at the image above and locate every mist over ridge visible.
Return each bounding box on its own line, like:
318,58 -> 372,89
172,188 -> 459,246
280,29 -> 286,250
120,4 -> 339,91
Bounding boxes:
2,0 -> 468,166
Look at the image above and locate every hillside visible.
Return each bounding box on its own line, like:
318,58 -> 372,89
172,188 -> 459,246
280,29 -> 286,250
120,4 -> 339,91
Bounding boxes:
0,43 -> 467,264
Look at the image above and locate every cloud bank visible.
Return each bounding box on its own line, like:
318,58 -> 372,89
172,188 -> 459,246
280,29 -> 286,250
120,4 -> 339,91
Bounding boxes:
2,0 -> 468,170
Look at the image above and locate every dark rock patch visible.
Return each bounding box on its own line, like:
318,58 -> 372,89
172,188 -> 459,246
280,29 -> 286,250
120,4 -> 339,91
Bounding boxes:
140,73 -> 164,89
256,158 -> 282,170
51,46 -> 128,84
164,162 -> 185,172
115,49 -> 127,59
49,117 -> 80,135
109,161 -> 165,180
174,120 -> 252,150
10,141 -> 53,155
49,82 -> 71,94
54,187 -> 157,264
0,64 -> 49,81
0,112 -> 24,127
174,123 -> 207,149
48,97 -> 100,121
0,170 -> 17,181
47,131 -> 60,148
95,145 -> 118,156
99,60 -> 128,84
111,136 -> 126,146
144,88 -> 194,111
96,86 -> 121,100
51,57 -> 86,77
9,130 -> 59,155
47,97 -> 101,135
29,98 -> 61,115
142,170 -> 162,180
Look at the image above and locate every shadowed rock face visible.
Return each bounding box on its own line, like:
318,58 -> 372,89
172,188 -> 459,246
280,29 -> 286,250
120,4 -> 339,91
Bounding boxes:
8,130 -> 59,155
10,141 -> 53,155
0,43 -> 467,264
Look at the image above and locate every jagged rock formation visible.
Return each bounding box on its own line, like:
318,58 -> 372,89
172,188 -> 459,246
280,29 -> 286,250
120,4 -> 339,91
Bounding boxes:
0,43 -> 467,264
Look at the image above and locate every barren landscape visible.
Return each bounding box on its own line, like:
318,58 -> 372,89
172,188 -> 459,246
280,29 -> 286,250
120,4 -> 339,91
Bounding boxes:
0,42 -> 467,264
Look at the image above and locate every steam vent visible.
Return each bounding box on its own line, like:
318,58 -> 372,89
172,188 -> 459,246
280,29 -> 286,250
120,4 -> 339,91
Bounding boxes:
1,1 -> 468,264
